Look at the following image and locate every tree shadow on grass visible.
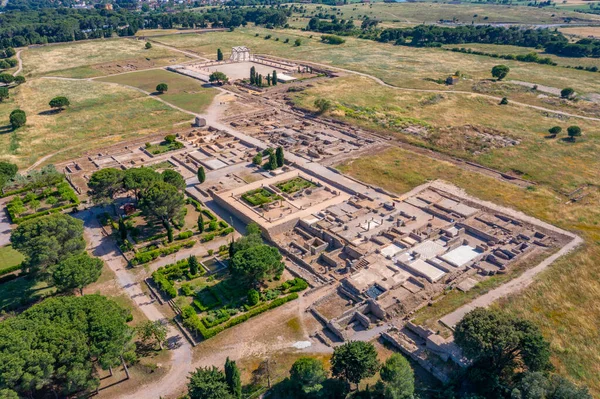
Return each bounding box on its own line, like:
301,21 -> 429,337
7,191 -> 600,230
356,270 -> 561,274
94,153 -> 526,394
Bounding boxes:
38,109 -> 61,116
0,125 -> 12,135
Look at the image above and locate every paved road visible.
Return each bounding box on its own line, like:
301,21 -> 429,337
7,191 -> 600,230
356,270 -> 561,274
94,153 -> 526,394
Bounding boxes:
77,208 -> 194,399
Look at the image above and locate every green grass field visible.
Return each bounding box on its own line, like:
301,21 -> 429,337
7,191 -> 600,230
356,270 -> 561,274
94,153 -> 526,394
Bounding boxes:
0,246 -> 24,273
0,78 -> 191,168
21,39 -> 189,78
337,146 -> 600,396
97,69 -> 218,114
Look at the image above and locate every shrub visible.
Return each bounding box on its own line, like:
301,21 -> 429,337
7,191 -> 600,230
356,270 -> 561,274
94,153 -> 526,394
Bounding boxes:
177,230 -> 193,240
248,289 -> 260,306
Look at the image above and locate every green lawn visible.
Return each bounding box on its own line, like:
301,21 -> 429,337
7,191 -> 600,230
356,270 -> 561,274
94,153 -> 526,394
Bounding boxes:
97,69 -> 218,114
241,188 -> 281,206
0,246 -> 24,274
0,277 -> 55,311
275,177 -> 316,194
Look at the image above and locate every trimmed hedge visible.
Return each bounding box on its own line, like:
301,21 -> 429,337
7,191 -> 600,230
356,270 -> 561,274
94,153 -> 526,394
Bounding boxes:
182,293 -> 299,340
10,202 -> 79,224
131,240 -> 194,265
0,263 -> 22,277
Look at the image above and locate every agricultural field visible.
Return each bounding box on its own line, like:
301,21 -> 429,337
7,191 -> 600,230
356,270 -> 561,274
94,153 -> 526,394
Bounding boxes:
291,75 -> 600,191
291,2 -> 600,25
152,27 -> 600,107
335,146 -> 600,396
20,39 -> 190,78
97,69 -> 218,114
0,78 -> 190,168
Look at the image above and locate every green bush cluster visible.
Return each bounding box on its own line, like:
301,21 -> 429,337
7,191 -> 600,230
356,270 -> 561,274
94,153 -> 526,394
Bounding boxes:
182,293 -> 299,340
131,240 -> 194,265
281,277 -> 309,293
177,230 -> 193,240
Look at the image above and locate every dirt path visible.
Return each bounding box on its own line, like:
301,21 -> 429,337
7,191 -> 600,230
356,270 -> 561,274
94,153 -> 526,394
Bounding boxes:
12,50 -> 23,76
78,208 -> 194,399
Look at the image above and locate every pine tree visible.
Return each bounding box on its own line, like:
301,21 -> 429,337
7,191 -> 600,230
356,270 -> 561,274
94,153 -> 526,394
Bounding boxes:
188,255 -> 199,276
276,146 -> 284,167
272,70 -> 278,85
224,358 -> 242,399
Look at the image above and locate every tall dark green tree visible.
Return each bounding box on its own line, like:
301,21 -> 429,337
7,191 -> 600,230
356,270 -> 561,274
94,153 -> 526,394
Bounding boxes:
378,353 -> 414,399
225,357 -> 242,399
139,181 -> 185,229
229,244 -> 284,286
217,48 -> 224,61
9,109 -> 26,129
0,295 -> 134,397
49,96 -> 70,111
491,64 -> 510,80
197,212 -> 204,233
123,167 -> 161,200
52,253 -> 104,295
454,308 -> 551,395
331,341 -> 380,387
88,167 -> 125,204
272,70 -> 278,85
11,213 -> 86,275
268,152 -> 278,170
250,66 -> 256,85
188,255 -> 199,276
187,367 -> 232,399
289,357 -> 328,397
276,146 -> 284,167
197,165 -> 206,184
162,169 -> 186,191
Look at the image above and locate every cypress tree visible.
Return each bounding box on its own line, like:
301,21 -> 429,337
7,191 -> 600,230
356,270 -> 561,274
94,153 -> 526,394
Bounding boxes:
188,255 -> 199,275
197,166 -> 206,184
272,70 -> 278,85
217,48 -> 223,61
225,357 -> 242,399
118,217 -> 127,241
258,74 -> 263,87
250,66 -> 256,84
197,213 -> 204,233
267,74 -> 271,86
276,146 -> 284,167
269,153 -> 278,170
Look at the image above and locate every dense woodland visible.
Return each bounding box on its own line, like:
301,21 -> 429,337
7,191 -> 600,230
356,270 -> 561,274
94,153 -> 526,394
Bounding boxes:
308,18 -> 600,58
0,7 -> 289,50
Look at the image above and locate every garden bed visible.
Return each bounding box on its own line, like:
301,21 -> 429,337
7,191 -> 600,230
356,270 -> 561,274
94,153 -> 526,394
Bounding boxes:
275,177 -> 316,194
241,187 -> 281,207
5,179 -> 80,223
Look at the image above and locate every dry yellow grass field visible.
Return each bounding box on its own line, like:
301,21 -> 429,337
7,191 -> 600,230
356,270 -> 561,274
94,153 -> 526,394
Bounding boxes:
559,26 -> 600,38
0,78 -> 190,168
21,39 -> 189,78
292,75 -> 600,191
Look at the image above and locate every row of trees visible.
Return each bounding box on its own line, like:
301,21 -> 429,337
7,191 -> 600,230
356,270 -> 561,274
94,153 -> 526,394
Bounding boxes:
188,357 -> 242,399
0,6 -> 290,52
249,66 -> 279,87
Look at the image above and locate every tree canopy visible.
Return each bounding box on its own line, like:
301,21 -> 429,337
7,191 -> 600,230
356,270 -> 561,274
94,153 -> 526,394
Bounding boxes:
139,180 -> 185,227
331,341 -> 380,385
88,167 -> 124,204
188,367 -> 233,399
454,308 -> 550,394
0,295 -> 133,397
161,169 -> 186,191
229,244 -> 284,286
123,167 -> 161,200
156,83 -> 168,93
209,71 -> 229,84
10,213 -> 85,275
378,353 -> 414,399
49,96 -> 70,111
491,65 -> 510,80
289,357 -> 328,397
52,253 -> 103,295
